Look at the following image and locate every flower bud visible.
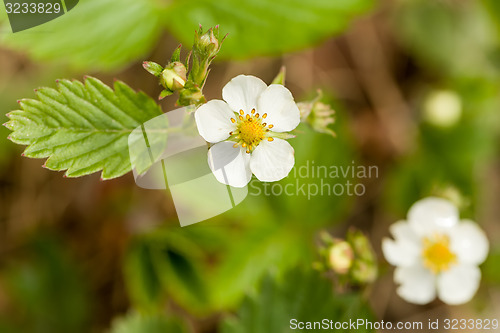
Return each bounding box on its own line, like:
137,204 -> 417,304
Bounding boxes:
423,90 -> 462,127
195,26 -> 222,59
178,83 -> 206,106
328,241 -> 354,274
297,91 -> 335,137
350,260 -> 377,285
319,229 -> 378,287
347,229 -> 378,284
160,62 -> 187,92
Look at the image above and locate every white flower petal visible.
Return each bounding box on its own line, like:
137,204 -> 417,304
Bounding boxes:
382,238 -> 420,267
382,221 -> 421,267
389,220 -> 421,245
408,197 -> 459,235
449,220 -> 489,265
249,138 -> 294,182
257,84 -> 300,132
222,75 -> 267,113
208,142 -> 251,188
437,264 -> 481,305
195,100 -> 236,143
394,264 -> 436,305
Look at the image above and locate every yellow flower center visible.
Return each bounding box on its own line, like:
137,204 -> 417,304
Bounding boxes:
422,234 -> 457,274
229,109 -> 274,153
239,119 -> 265,146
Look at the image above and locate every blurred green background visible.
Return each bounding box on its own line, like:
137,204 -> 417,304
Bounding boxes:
1,0 -> 500,332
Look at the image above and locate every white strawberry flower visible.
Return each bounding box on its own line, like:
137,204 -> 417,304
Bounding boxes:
195,75 -> 300,187
382,197 -> 489,305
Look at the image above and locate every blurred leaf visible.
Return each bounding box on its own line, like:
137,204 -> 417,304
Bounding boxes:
393,0 -> 499,78
1,0 -> 374,69
5,77 -> 163,179
209,224 -> 311,310
125,230 -> 210,314
153,247 -> 209,311
110,312 -> 188,333
220,268 -> 374,333
165,0 -> 374,59
0,236 -> 89,333
124,241 -> 164,312
0,0 -> 162,70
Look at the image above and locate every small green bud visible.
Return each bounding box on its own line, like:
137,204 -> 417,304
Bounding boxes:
177,82 -> 206,106
348,229 -> 374,262
160,62 -> 187,92
431,185 -> 469,210
350,260 -> 377,285
347,229 -> 378,284
143,61 -> 164,77
297,90 -> 336,137
328,241 -> 354,275
194,25 -> 224,60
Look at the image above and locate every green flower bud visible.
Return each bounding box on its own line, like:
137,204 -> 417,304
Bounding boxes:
194,25 -> 223,60
160,62 -> 187,92
177,82 -> 206,106
347,229 -> 378,285
350,260 -> 377,285
328,241 -> 354,274
297,91 -> 336,137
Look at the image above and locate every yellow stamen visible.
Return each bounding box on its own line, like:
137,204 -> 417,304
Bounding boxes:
262,113 -> 267,119
422,234 -> 457,274
228,109 -> 277,153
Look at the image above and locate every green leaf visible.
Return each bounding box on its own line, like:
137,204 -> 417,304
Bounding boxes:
123,241 -> 164,312
150,237 -> 210,314
1,0 -> 162,70
5,77 -> 163,179
220,268 -> 375,333
110,312 -> 187,333
209,224 -> 310,310
165,0 -> 374,59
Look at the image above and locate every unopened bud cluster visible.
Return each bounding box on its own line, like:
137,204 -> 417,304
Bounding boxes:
318,229 -> 377,287
143,26 -> 226,106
